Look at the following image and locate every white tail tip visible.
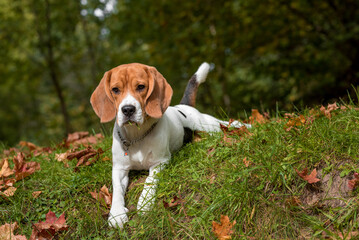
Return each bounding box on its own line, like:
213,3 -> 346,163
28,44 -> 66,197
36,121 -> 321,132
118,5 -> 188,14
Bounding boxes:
195,62 -> 210,84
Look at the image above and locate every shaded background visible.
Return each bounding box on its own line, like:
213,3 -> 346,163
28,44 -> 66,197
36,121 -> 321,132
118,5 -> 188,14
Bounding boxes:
0,0 -> 358,146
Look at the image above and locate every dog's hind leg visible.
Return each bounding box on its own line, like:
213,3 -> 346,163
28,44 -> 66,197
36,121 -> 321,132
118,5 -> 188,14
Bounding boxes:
179,62 -> 210,107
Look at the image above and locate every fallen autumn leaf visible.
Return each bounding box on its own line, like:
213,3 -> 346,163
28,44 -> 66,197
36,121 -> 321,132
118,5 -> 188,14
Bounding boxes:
12,152 -> 41,181
90,185 -> 112,208
249,109 -> 266,124
163,195 -> 185,209
2,186 -> 17,197
296,168 -> 320,184
30,210 -> 69,240
0,158 -> 14,178
0,222 -> 27,240
348,173 -> 359,190
32,191 -> 42,199
212,215 -> 236,240
63,132 -> 104,148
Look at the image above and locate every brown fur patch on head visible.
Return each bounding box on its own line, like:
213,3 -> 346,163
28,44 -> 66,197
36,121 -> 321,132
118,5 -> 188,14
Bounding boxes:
90,71 -> 116,123
90,63 -> 173,122
144,66 -> 173,119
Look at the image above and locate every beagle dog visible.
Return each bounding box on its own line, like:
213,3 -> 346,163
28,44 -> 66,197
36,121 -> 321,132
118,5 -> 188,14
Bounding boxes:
90,62 -> 248,228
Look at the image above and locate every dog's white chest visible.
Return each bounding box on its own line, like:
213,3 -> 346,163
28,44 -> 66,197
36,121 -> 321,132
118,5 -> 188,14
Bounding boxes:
127,146 -> 155,170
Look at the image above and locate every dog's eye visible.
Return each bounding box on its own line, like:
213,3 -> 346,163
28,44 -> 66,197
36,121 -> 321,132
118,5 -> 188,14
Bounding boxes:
112,87 -> 120,94
137,85 -> 145,91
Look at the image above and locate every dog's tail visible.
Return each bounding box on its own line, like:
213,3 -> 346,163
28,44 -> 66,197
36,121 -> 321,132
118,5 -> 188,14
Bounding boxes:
179,62 -> 210,107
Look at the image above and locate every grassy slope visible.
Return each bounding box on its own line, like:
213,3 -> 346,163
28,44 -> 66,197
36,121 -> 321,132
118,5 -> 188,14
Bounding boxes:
1,105 -> 359,239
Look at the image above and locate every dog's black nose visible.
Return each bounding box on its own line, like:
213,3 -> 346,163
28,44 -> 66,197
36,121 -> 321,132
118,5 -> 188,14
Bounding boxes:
121,105 -> 136,117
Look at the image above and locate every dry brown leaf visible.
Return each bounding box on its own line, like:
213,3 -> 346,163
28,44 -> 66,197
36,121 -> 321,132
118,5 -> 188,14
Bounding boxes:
13,153 -> 41,181
221,125 -> 251,137
0,222 -> 27,240
163,195 -> 185,209
66,148 -> 92,160
207,147 -> 215,157
209,174 -> 216,184
320,105 -> 332,119
249,109 -> 266,124
57,147 -> 104,169
18,141 -> 52,157
348,173 -> 359,190
0,158 -> 14,178
220,124 -> 251,145
286,115 -> 306,127
222,135 -> 237,145
19,141 -> 41,152
0,222 -> 17,239
0,178 -> 15,191
55,152 -> 69,162
63,132 -> 104,148
212,215 -> 236,240
75,152 -> 97,167
296,168 -> 320,184
66,131 -> 89,143
32,147 -> 53,157
101,156 -> 111,161
320,102 -> 339,119
243,157 -> 250,167
55,152 -> 70,168
90,185 -> 112,208
2,147 -> 20,157
2,186 -> 17,197
284,114 -> 308,131
72,134 -> 103,147
327,102 -> 339,111
30,210 -> 69,240
74,147 -> 104,169
285,196 -> 302,206
193,131 -> 204,142
32,191 -> 42,199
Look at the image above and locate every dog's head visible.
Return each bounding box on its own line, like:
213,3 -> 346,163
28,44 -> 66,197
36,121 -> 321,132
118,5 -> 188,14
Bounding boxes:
90,63 -> 173,126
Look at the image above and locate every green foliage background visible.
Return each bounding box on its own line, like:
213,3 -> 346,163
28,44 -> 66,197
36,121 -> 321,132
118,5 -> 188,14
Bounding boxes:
0,0 -> 358,145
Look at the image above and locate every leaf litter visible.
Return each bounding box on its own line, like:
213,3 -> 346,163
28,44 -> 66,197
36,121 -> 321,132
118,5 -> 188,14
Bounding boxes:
212,215 -> 236,240
90,185 -> 112,209
2,104 -> 359,238
0,222 -> 27,240
296,168 -> 320,184
61,131 -> 103,148
0,152 -> 41,199
30,210 -> 69,240
55,146 -> 105,170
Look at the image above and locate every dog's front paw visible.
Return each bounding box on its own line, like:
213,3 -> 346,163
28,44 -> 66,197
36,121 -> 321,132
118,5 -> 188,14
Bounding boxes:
108,208 -> 129,228
137,195 -> 155,213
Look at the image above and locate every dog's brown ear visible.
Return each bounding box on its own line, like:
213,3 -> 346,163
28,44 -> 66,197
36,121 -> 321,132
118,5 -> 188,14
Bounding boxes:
145,67 -> 173,119
90,71 -> 116,122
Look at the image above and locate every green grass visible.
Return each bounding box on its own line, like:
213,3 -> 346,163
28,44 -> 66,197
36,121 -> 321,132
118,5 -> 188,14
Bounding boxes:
1,104 -> 359,239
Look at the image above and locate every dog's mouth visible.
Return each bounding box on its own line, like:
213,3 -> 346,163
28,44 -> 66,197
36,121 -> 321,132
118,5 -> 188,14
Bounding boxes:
117,111 -> 144,127
121,117 -> 141,126
124,120 -> 137,125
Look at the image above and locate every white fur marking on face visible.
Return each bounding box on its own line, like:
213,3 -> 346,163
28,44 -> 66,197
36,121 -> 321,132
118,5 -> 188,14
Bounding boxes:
117,94 -> 143,126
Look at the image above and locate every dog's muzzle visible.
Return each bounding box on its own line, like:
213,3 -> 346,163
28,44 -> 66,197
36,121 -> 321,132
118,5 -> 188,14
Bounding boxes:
117,94 -> 144,126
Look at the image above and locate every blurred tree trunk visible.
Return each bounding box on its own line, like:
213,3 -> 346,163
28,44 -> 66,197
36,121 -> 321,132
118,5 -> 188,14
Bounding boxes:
33,0 -> 72,136
44,0 -> 72,135
77,2 -> 98,85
